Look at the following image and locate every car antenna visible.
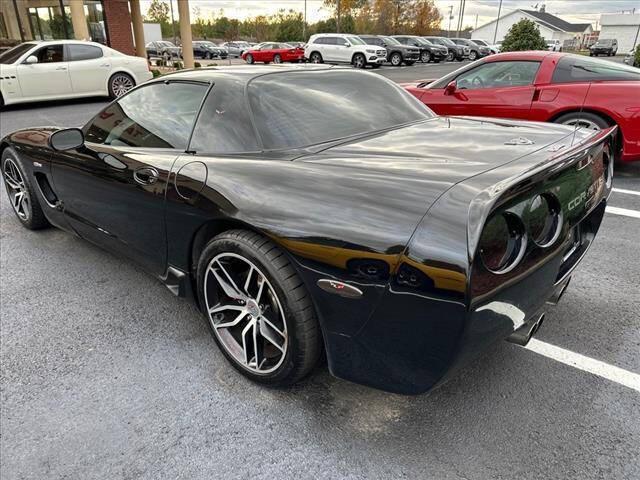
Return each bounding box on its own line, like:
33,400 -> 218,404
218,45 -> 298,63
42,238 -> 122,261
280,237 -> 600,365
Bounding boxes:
571,82 -> 592,148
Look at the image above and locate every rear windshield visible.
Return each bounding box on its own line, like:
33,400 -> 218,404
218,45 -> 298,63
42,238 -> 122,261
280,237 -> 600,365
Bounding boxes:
248,70 -> 434,150
552,55 -> 640,83
0,43 -> 36,64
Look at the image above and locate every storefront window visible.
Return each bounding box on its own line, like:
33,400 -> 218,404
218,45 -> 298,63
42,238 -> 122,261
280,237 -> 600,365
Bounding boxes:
28,4 -> 71,40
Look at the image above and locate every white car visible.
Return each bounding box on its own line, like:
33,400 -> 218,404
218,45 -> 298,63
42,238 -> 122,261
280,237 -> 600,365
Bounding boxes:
473,39 -> 500,54
0,40 -> 152,107
546,39 -> 562,52
305,33 -> 386,68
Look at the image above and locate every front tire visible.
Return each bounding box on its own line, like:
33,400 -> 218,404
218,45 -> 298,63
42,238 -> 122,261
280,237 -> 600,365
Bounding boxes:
273,54 -> 282,64
421,51 -> 431,63
352,53 -> 366,69
1,148 -> 49,230
197,230 -> 322,387
309,52 -> 323,63
108,72 -> 135,98
469,51 -> 477,61
446,52 -> 454,62
390,52 -> 403,66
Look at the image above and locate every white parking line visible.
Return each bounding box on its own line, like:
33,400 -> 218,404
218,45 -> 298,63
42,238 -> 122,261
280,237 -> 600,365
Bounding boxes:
526,338 -> 640,392
606,206 -> 640,219
612,187 -> 640,196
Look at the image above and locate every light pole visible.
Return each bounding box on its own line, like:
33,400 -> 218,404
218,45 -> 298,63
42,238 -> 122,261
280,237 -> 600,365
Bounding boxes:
303,0 -> 307,40
336,0 -> 341,33
493,0 -> 502,44
447,5 -> 453,38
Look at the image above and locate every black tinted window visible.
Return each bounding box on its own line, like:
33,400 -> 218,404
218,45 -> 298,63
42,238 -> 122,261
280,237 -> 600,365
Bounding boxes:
34,44 -> 64,63
248,70 -> 433,150
85,82 -> 208,149
0,43 -> 36,64
552,56 -> 640,83
189,78 -> 259,153
68,44 -> 103,61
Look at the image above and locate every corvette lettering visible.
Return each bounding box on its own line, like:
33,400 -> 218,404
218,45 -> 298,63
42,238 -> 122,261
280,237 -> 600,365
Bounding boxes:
568,177 -> 604,211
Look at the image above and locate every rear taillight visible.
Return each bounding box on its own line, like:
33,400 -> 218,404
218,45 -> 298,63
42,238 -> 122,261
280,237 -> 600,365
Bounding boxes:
479,212 -> 526,274
525,193 -> 562,248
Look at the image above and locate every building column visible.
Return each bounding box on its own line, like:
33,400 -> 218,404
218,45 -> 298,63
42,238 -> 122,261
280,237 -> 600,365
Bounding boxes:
68,0 -> 90,40
177,0 -> 194,68
129,0 -> 146,58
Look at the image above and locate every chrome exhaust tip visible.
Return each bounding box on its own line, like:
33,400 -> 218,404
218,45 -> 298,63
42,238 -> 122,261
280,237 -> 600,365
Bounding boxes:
506,313 -> 546,346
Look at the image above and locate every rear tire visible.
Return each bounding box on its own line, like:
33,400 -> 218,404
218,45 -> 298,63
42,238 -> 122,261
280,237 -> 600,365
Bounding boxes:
469,51 -> 477,61
245,53 -> 254,64
1,147 -> 50,230
273,54 -> 282,64
108,72 -> 135,99
446,52 -> 454,62
554,111 -> 610,131
421,51 -> 431,63
196,230 -> 322,387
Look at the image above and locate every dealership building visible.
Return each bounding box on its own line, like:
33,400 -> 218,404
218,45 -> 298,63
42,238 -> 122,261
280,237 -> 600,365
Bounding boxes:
0,1 -> 139,55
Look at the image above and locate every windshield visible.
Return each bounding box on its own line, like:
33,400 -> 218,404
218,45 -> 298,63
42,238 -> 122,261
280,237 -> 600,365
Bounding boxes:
420,38 -> 434,45
348,36 -> 365,45
248,70 -> 434,150
159,41 -> 175,47
474,39 -> 489,46
596,39 -> 613,45
440,38 -> 456,47
0,43 -> 36,64
382,36 -> 401,46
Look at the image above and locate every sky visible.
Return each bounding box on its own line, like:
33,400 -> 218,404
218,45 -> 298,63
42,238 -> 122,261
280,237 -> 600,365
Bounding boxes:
140,0 -> 640,29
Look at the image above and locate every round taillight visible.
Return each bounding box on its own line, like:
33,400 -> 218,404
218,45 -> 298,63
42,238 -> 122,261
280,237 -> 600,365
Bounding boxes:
526,193 -> 562,248
479,212 -> 526,274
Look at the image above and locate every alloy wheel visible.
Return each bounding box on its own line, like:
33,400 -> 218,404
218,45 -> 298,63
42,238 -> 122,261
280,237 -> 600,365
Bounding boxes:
2,157 -> 30,221
204,252 -> 288,374
110,74 -> 134,97
274,54 -> 282,64
391,53 -> 402,66
561,118 -> 601,131
353,55 -> 365,68
310,53 -> 322,63
469,51 -> 477,60
421,51 -> 430,63
446,52 -> 454,61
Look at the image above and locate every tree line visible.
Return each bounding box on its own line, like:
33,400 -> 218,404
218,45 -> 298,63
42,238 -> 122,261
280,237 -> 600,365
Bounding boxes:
146,0 -> 442,43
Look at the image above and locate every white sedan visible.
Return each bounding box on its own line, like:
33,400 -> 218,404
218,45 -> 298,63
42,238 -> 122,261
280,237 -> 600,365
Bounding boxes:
0,40 -> 152,107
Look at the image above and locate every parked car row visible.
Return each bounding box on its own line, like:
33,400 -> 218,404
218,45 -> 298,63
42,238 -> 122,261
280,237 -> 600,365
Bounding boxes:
240,34 -> 499,68
146,40 -> 244,61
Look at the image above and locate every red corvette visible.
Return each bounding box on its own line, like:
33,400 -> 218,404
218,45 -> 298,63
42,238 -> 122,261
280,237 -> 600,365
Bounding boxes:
405,51 -> 640,162
242,42 -> 305,64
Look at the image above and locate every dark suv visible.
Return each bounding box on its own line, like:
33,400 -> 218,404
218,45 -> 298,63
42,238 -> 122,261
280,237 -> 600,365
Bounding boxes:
192,41 -> 228,59
423,36 -> 468,61
590,39 -> 618,57
451,38 -> 490,61
392,35 -> 447,63
359,35 -> 419,66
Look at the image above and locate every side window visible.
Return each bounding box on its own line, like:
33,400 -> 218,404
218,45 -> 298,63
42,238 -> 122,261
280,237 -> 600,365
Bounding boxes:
84,82 -> 208,149
67,44 -> 103,61
551,56 -> 640,83
456,61 -> 540,89
369,38 -> 382,46
189,78 -> 260,153
32,44 -> 63,63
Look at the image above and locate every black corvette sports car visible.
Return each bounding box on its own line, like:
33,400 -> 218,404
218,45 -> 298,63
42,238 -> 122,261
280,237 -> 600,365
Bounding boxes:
1,66 -> 614,394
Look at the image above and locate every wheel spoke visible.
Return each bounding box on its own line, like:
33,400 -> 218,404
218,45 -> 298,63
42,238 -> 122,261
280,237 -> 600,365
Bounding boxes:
255,277 -> 265,304
213,309 -> 249,329
4,172 -> 21,190
211,260 -> 246,300
241,320 -> 254,365
260,315 -> 285,338
259,318 -> 286,353
252,321 -> 260,369
244,266 -> 254,294
12,191 -> 23,210
209,303 -> 244,315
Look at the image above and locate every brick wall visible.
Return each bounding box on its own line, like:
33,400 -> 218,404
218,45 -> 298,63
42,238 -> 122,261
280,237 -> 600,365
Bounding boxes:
103,0 -> 135,56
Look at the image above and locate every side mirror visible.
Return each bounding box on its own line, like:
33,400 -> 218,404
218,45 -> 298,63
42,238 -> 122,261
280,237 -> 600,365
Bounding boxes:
25,55 -> 38,64
49,128 -> 84,151
444,80 -> 457,96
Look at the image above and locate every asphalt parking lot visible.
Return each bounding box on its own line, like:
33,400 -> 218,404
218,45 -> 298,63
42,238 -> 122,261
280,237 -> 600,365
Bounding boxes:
1,66 -> 639,479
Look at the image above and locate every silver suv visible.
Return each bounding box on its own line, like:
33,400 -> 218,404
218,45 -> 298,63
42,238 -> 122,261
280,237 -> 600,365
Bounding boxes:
305,33 -> 386,68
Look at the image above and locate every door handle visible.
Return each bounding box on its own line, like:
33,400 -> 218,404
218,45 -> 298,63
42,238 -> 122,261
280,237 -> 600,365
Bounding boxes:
133,167 -> 159,185
100,63 -> 110,67
55,66 -> 67,71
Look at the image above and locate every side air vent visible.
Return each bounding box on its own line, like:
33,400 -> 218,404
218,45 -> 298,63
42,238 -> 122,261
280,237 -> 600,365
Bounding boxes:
33,172 -> 59,208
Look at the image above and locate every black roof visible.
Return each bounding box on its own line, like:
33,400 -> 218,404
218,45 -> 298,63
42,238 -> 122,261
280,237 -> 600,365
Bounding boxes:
521,9 -> 591,32
158,64 -> 336,84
